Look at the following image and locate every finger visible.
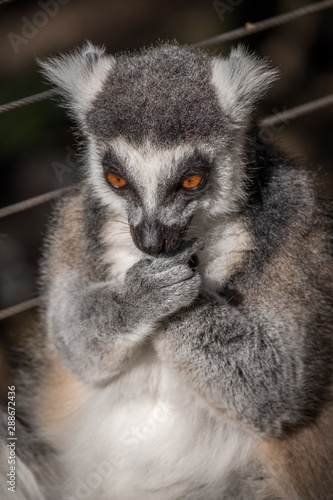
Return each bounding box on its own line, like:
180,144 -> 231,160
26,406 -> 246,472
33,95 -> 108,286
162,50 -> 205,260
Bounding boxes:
157,266 -> 196,288
167,272 -> 201,296
169,238 -> 205,263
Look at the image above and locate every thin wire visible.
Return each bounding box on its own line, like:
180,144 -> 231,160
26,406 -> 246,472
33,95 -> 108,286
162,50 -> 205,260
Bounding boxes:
0,187 -> 72,219
260,94 -> 333,128
0,90 -> 58,115
195,0 -> 333,47
0,298 -> 40,321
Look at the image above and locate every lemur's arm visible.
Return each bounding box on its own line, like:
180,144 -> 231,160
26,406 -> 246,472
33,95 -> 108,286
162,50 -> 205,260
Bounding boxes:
45,200 -> 202,384
154,226 -> 332,437
155,298 -> 302,436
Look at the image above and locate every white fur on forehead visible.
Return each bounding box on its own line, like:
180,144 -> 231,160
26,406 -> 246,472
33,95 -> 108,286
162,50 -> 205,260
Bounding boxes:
39,42 -> 114,122
88,138 -> 196,215
211,46 -> 279,125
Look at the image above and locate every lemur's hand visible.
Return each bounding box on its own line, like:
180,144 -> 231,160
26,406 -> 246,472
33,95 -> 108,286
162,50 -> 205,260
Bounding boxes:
120,238 -> 203,323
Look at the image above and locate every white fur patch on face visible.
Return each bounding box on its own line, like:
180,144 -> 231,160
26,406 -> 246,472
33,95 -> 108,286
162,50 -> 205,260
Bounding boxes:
87,137 -> 196,221
110,138 -> 197,217
100,215 -> 142,281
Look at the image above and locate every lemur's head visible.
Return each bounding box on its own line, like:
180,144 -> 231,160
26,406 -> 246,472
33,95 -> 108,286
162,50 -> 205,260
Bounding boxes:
41,43 -> 277,256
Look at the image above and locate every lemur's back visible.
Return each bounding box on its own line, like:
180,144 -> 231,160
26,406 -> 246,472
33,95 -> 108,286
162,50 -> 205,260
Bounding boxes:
1,43 -> 333,499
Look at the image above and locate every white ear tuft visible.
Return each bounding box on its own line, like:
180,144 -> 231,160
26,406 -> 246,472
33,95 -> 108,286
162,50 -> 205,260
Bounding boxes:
211,46 -> 279,125
39,42 -> 114,122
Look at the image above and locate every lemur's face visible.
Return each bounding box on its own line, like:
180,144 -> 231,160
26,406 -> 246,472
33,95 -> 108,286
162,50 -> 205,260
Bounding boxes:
41,43 -> 276,256
93,139 -> 215,256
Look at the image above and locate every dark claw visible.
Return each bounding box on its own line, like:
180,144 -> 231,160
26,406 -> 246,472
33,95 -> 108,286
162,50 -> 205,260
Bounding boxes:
168,238 -> 205,260
189,254 -> 199,269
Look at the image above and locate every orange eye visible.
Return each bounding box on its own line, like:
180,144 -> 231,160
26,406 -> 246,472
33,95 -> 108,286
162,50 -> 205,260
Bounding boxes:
107,172 -> 127,188
181,174 -> 203,190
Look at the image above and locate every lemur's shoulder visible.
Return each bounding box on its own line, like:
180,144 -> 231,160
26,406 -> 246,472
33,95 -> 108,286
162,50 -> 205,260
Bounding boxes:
41,184 -> 110,286
237,147 -> 333,300
243,142 -> 331,265
43,185 -> 85,270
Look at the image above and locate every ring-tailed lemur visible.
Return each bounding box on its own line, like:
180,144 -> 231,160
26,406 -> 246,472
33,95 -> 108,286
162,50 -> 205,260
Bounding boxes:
1,42 -> 333,500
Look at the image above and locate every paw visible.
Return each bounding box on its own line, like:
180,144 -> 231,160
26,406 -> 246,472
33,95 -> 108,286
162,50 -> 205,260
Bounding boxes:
123,239 -> 203,321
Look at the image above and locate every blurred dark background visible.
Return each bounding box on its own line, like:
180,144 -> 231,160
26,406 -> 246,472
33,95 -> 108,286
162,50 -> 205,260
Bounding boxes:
1,0 -> 333,370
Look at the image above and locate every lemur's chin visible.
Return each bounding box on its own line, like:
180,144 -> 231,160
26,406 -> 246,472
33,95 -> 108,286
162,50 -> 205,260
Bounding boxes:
130,220 -> 188,257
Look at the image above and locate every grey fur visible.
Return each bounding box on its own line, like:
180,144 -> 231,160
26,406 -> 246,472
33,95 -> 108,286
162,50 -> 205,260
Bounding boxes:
86,44 -> 228,145
48,239 -> 202,383
1,43 -> 332,499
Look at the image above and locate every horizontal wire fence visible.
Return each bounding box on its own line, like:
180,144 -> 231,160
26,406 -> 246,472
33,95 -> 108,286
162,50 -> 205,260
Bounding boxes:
0,89 -> 57,115
195,0 -> 333,46
1,0 -> 333,320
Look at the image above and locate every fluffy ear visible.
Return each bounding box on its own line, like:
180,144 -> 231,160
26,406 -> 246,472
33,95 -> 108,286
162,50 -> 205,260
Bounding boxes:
39,42 -> 114,122
211,46 -> 279,126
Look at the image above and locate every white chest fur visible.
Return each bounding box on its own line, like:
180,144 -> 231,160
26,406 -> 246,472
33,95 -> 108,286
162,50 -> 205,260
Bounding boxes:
58,351 -> 257,500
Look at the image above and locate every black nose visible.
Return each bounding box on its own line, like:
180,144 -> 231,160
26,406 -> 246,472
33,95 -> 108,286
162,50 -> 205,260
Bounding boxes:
130,220 -> 165,256
130,220 -> 185,257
